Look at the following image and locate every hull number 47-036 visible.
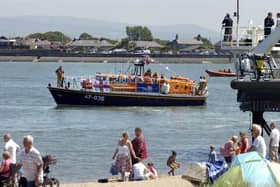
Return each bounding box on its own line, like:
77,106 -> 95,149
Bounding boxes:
84,95 -> 105,101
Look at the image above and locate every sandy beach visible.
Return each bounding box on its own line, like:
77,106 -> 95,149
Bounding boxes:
61,176 -> 195,187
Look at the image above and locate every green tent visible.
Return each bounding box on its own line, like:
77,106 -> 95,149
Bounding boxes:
212,152 -> 280,187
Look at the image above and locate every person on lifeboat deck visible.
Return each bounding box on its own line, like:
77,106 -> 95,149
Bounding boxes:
55,66 -> 64,88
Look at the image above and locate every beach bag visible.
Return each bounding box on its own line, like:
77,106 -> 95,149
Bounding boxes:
110,164 -> 118,175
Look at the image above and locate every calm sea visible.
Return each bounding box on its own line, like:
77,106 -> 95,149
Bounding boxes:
0,61 -> 276,183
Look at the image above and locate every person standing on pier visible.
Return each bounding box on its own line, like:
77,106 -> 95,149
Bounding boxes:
264,12 -> 274,38
131,128 -> 147,165
269,122 -> 279,162
276,13 -> 280,27
55,66 -> 64,88
222,13 -> 233,42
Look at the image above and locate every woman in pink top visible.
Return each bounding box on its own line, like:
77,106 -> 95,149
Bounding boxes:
220,136 -> 238,166
0,151 -> 11,183
239,132 -> 249,153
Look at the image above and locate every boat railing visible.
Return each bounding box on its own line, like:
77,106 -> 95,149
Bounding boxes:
220,26 -> 280,50
236,55 -> 280,80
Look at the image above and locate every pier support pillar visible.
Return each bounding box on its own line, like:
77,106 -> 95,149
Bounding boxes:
252,111 -> 271,136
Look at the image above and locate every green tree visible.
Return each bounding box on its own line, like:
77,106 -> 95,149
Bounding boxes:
126,26 -> 153,41
27,31 -> 71,43
79,32 -> 94,40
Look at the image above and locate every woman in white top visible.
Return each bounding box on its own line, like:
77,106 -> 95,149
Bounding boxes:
248,124 -> 267,158
112,132 -> 138,181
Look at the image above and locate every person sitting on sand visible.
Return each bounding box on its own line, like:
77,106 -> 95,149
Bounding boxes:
112,132 -> 138,181
167,151 -> 180,176
133,158 -> 154,181
147,162 -> 158,179
208,145 -> 217,163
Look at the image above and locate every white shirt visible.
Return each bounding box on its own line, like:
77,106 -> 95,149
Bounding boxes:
19,147 -> 43,182
117,145 -> 130,157
4,139 -> 20,164
270,128 -> 280,147
253,136 -> 267,158
133,162 -> 147,180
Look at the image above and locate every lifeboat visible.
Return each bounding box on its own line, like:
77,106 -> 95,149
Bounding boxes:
205,69 -> 236,77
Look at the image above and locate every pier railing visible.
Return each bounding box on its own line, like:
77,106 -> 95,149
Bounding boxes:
220,26 -> 280,50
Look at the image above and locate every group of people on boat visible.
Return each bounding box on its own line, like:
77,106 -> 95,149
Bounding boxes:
218,69 -> 232,73
0,134 -> 43,187
217,122 -> 279,167
54,66 -> 207,96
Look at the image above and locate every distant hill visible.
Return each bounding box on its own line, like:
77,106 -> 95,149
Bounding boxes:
0,16 -> 219,42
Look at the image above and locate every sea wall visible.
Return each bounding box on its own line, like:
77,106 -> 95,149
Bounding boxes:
0,56 -> 230,63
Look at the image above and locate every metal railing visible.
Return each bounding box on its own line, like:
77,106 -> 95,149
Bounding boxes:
220,26 -> 279,50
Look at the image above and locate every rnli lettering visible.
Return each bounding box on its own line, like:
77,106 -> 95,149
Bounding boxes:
85,95 -> 105,101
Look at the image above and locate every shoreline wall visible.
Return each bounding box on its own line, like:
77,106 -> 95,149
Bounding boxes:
0,56 -> 231,63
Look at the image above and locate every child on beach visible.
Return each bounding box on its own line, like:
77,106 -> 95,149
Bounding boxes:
235,142 -> 241,155
147,162 -> 158,179
208,145 -> 217,163
167,151 -> 180,176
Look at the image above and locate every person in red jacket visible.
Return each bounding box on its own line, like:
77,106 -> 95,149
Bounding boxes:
132,128 -> 147,164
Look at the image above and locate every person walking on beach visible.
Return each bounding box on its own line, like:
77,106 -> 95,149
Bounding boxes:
264,12 -> 274,38
239,132 -> 249,154
112,132 -> 138,181
131,128 -> 147,165
248,124 -> 267,158
16,135 -> 43,187
269,122 -> 279,162
167,151 -> 180,176
55,66 -> 64,88
222,13 -> 233,42
3,133 -> 20,164
220,136 -> 238,166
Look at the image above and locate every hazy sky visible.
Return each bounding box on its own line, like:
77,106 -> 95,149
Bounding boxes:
1,0 -> 279,31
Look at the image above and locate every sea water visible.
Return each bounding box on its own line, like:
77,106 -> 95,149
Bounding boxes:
0,62 -> 276,183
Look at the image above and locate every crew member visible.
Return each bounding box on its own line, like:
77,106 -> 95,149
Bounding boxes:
56,66 -> 64,88
264,12 -> 274,38
222,13 -> 233,42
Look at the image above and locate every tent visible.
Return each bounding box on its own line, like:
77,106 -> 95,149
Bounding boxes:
212,152 -> 280,187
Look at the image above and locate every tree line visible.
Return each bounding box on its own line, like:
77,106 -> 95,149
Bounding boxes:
25,26 -> 214,48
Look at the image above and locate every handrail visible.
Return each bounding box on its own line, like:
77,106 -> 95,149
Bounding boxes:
220,26 -> 275,50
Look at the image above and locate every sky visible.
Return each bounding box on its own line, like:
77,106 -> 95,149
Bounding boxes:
1,0 -> 280,31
